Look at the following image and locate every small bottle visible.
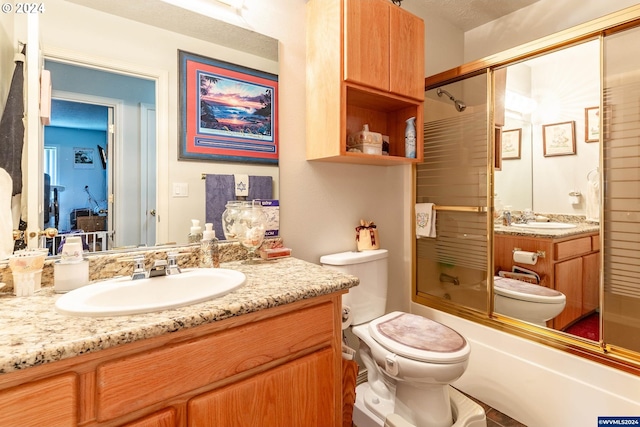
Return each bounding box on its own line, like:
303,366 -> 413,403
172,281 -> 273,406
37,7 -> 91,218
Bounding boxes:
405,117 -> 416,159
200,223 -> 220,268
188,219 -> 203,244
502,205 -> 512,226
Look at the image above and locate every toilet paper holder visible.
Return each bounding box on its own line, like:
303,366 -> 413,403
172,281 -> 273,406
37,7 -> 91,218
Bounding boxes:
513,248 -> 546,258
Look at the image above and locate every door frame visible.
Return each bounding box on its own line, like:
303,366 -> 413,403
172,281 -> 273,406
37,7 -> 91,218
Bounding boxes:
41,46 -> 170,244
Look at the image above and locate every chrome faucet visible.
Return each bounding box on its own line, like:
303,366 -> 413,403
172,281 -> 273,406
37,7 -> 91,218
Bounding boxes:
131,256 -> 148,280
439,272 -> 460,286
166,252 -> 182,275
122,253 -> 183,280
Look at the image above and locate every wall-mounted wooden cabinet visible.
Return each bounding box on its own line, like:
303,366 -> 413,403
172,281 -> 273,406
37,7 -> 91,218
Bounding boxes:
306,0 -> 425,165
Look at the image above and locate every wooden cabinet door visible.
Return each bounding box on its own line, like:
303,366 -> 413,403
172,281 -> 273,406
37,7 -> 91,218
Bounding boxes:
389,6 -> 425,100
124,408 -> 177,427
344,0 -> 390,91
582,252 -> 600,314
0,373 -> 77,427
554,257 -> 584,330
188,349 -> 336,427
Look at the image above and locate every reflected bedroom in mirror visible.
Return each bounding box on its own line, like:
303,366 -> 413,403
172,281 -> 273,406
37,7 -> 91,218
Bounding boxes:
42,60 -> 157,255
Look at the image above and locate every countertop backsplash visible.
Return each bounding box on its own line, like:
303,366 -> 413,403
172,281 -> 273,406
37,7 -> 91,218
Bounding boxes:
0,238 -> 284,292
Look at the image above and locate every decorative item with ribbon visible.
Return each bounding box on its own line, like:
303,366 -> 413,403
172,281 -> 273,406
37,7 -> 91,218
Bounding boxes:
356,220 -> 380,251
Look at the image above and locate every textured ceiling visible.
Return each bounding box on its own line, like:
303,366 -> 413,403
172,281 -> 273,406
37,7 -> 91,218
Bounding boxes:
413,0 -> 541,31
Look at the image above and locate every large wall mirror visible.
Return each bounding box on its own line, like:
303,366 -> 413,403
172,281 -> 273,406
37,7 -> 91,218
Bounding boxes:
8,0 -> 279,253
418,6 -> 640,374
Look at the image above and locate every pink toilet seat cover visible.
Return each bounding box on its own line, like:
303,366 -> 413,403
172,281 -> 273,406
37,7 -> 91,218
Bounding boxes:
370,312 -> 469,363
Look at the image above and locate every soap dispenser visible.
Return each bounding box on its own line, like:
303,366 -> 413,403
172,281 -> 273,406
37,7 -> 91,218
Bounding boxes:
188,219 -> 203,244
200,223 -> 220,268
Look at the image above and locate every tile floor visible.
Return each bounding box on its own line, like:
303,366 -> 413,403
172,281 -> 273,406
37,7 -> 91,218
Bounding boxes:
459,389 -> 527,427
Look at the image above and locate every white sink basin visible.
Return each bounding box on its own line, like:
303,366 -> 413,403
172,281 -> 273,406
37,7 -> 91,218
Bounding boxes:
512,222 -> 577,230
55,268 -> 246,317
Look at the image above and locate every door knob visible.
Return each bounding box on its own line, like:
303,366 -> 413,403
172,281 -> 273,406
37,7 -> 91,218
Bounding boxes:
150,209 -> 156,216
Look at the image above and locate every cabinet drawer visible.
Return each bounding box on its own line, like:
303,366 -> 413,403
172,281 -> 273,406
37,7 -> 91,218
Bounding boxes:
592,235 -> 600,252
554,237 -> 592,261
0,373 -> 77,427
96,302 -> 334,421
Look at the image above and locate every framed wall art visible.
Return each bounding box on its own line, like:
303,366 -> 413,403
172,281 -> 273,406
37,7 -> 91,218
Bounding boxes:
178,50 -> 279,164
501,128 -> 522,159
73,147 -> 95,169
542,121 -> 576,157
585,106 -> 600,142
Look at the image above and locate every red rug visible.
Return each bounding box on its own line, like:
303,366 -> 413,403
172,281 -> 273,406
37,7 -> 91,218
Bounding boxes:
564,312 -> 600,341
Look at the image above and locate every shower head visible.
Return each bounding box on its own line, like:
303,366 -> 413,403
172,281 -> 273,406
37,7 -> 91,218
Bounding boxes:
436,88 -> 466,112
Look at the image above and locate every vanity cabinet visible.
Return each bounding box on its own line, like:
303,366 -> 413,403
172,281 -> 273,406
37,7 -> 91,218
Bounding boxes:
494,232 -> 600,330
306,0 -> 425,165
0,295 -> 343,427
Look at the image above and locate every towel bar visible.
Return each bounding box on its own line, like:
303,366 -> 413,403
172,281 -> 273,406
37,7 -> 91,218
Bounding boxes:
433,205 -> 486,213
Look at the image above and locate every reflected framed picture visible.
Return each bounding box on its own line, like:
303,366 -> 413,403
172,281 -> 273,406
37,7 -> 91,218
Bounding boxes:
543,121 -> 576,157
501,128 -> 521,159
178,50 -> 279,164
585,106 -> 599,142
73,147 -> 95,169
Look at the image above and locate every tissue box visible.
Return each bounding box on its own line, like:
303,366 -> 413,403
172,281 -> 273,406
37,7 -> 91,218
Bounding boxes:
256,199 -> 279,237
347,126 -> 382,155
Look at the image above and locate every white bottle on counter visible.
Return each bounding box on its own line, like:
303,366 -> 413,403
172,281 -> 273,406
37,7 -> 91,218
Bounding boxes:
188,219 -> 203,244
200,223 -> 220,268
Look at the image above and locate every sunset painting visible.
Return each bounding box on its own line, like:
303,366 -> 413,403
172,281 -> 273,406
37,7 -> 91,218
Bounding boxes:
179,50 -> 279,164
198,72 -> 273,140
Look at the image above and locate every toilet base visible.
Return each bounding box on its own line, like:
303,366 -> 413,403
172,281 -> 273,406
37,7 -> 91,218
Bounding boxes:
353,383 -> 487,427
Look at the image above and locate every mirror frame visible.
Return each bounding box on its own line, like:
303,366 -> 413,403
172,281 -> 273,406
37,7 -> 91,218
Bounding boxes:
417,4 -> 640,376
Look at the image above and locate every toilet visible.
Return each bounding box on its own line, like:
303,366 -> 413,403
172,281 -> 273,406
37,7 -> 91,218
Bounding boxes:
321,249 -> 486,427
493,276 -> 566,327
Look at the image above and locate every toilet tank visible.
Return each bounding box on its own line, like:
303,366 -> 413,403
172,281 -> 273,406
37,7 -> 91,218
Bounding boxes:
320,249 -> 388,325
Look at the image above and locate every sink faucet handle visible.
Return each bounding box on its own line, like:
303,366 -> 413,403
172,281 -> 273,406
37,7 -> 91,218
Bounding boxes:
130,255 -> 148,280
166,252 -> 182,275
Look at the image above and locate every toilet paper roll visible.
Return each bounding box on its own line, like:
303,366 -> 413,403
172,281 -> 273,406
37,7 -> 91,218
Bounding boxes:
569,195 -> 580,205
341,305 -> 353,330
513,250 -> 538,265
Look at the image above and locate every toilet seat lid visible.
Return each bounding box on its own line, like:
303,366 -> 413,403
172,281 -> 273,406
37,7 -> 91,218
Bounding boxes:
494,277 -> 565,304
369,312 -> 470,364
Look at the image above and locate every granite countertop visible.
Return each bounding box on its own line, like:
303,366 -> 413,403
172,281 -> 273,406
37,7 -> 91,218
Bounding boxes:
0,257 -> 358,375
494,222 -> 600,238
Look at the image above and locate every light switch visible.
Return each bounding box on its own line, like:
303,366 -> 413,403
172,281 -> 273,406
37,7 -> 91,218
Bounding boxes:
172,182 -> 189,197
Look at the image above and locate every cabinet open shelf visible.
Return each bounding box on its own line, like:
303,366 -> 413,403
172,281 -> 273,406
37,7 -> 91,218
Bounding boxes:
346,85 -> 423,163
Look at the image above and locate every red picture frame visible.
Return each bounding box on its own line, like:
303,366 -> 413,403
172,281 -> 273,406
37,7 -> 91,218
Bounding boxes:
179,50 -> 279,164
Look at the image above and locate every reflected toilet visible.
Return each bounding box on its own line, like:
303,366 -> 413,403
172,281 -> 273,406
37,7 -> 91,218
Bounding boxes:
493,276 -> 566,327
321,249 -> 486,427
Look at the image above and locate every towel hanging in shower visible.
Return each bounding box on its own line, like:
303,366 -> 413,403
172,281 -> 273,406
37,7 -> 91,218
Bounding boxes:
415,203 -> 436,238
